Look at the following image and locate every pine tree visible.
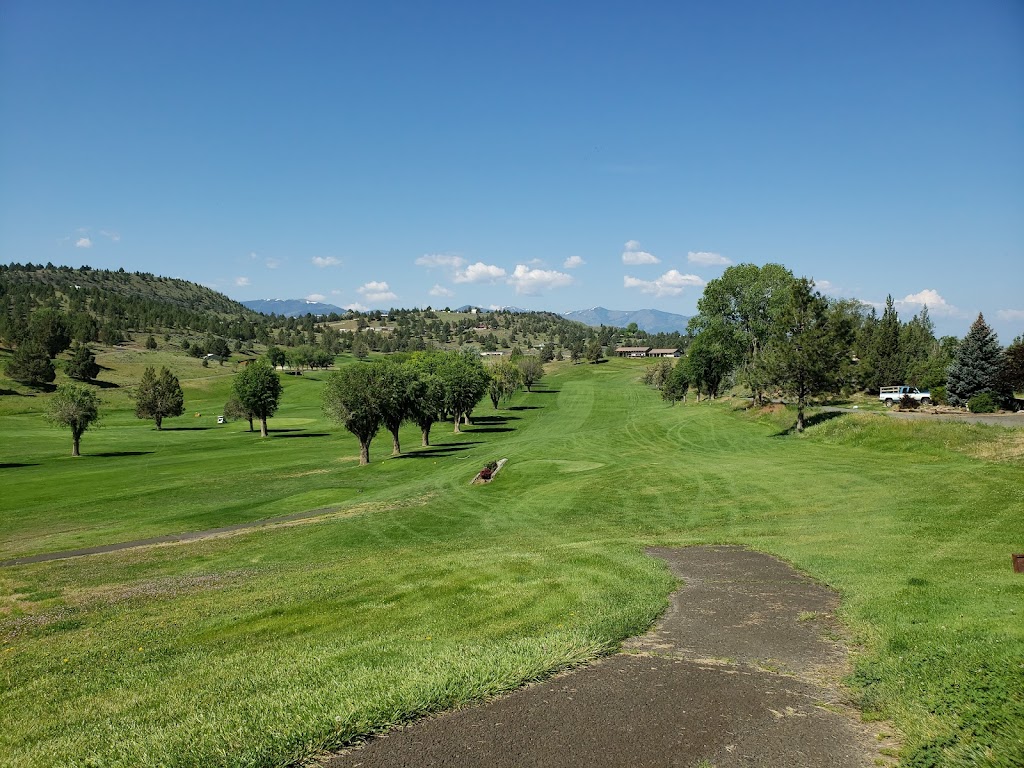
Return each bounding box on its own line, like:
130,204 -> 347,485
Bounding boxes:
134,366 -> 185,429
5,339 -> 55,386
65,343 -> 100,381
865,295 -> 902,392
946,314 -> 1004,407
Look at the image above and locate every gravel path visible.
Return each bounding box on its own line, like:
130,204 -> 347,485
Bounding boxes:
321,546 -> 895,768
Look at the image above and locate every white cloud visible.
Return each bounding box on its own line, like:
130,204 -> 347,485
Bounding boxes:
75,237 -> 92,249
99,230 -> 120,242
330,289 -> 343,295
430,284 -> 455,298
622,250 -> 660,265
416,253 -> 466,269
312,256 -> 341,268
357,281 -> 398,303
454,262 -> 507,283
563,255 -> 586,269
235,276 -> 251,287
622,240 -> 659,265
507,265 -> 573,295
623,270 -> 704,297
344,302 -> 369,312
896,289 -> 961,317
814,279 -> 835,293
264,258 -> 280,269
306,293 -> 326,302
997,309 -> 1024,322
687,250 -> 731,266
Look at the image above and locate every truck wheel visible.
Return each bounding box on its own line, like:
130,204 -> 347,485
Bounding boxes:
920,398 -> 930,406
884,398 -> 894,407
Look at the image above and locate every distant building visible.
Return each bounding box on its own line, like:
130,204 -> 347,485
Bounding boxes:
615,346 -> 652,358
648,348 -> 681,358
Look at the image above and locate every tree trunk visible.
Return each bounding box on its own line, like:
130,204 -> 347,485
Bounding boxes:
390,428 -> 401,456
71,430 -> 81,457
421,426 -> 431,446
453,412 -> 461,433
155,415 -> 163,430
796,400 -> 806,433
359,440 -> 370,465
247,416 -> 254,432
491,395 -> 499,409
260,416 -> 268,437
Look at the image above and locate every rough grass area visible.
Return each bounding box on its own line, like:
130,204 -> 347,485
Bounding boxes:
1,359 -> 1022,767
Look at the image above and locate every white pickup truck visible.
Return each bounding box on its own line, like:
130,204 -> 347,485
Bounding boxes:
879,386 -> 931,407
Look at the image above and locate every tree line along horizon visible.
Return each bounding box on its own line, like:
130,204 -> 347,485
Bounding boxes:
5,262 -> 1024,452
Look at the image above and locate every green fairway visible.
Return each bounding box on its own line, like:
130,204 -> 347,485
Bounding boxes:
1,359 -> 1021,767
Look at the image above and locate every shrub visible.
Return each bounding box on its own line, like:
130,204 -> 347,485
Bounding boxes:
899,394 -> 920,410
967,392 -> 998,413
930,385 -> 947,405
479,468 -> 492,480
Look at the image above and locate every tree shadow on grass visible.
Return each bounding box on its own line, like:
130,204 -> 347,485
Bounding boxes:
473,415 -> 520,424
466,426 -> 515,433
91,451 -> 155,458
528,388 -> 560,394
272,432 -> 330,439
770,410 -> 845,436
0,388 -> 27,397
508,405 -> 540,411
399,442 -> 482,458
0,462 -> 40,468
161,426 -> 212,431
87,379 -> 120,389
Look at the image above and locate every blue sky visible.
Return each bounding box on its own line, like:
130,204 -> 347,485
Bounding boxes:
2,0 -> 1022,339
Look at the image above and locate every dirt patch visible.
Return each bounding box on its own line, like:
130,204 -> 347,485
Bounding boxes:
760,403 -> 786,414
322,546 -> 897,768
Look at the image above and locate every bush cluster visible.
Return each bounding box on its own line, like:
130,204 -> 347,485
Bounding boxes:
967,392 -> 998,413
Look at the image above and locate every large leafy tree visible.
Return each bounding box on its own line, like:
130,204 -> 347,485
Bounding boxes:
375,358 -> 417,455
5,339 -> 56,386
517,356 -> 544,393
661,361 -> 690,404
487,359 -> 523,408
47,382 -> 100,456
232,359 -> 283,437
65,343 -> 100,381
438,352 -> 489,433
223,396 -> 254,431
764,279 -> 855,432
322,364 -> 382,465
684,320 -> 739,400
687,263 -> 795,404
946,314 -> 1004,406
134,366 -> 185,429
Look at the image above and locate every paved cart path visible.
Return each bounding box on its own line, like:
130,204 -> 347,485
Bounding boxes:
322,546 -> 894,768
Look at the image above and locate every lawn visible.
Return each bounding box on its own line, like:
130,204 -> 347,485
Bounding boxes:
0,358 -> 1021,767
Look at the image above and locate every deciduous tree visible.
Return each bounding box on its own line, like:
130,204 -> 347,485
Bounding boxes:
47,382 -> 100,456
518,356 -> 544,392
487,359 -> 523,408
322,364 -> 382,464
232,359 -> 283,437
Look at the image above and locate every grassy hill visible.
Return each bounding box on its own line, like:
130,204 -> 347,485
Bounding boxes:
0,355 -> 1021,767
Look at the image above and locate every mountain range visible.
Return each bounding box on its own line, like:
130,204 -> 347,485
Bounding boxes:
561,307 -> 690,334
241,297 -> 689,333
242,298 -> 347,317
